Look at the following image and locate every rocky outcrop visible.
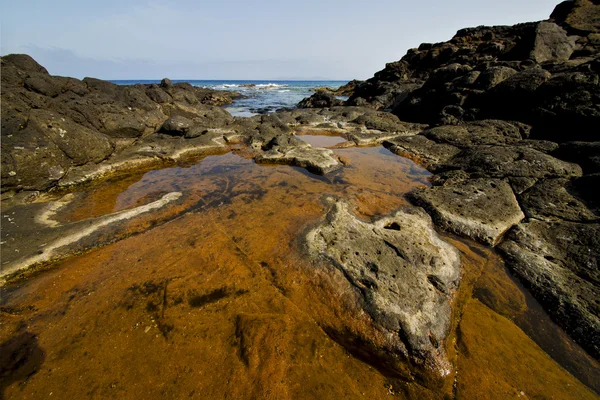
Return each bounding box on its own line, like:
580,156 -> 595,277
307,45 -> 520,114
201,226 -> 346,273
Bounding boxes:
1,54 -> 240,193
306,201 -> 461,383
339,3 -> 600,141
297,92 -> 344,108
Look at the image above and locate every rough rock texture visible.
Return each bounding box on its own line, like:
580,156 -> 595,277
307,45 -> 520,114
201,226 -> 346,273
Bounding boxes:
297,92 -> 344,108
1,54 -> 240,192
409,179 -> 525,245
499,220 -> 600,359
336,3 -> 600,141
306,202 -> 461,382
443,145 -> 583,179
253,134 -> 341,174
384,136 -> 461,167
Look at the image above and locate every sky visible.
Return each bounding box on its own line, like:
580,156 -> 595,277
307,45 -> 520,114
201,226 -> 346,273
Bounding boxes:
1,0 -> 561,80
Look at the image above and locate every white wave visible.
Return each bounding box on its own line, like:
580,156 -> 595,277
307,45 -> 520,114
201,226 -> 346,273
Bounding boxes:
277,90 -> 290,93
255,83 -> 286,88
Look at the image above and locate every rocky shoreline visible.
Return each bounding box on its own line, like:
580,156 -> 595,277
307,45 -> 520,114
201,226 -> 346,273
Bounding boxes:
1,0 -> 599,393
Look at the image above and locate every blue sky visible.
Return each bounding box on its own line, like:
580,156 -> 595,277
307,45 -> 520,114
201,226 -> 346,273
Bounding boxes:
1,0 -> 560,80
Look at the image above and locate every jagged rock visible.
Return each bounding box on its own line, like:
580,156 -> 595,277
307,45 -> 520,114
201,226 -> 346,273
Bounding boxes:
297,92 -> 344,108
306,201 -> 461,382
499,220 -> 600,358
409,178 -> 525,245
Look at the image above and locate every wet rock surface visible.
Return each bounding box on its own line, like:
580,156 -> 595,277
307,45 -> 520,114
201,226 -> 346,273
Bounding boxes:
306,201 -> 461,383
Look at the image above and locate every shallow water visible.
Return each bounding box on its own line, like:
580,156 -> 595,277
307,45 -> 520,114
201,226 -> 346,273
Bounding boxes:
1,138 -> 598,399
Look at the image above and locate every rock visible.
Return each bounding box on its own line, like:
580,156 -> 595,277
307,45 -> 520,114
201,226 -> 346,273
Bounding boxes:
160,78 -> 173,89
479,68 -> 552,121
160,115 -> 194,136
306,201 -> 461,382
1,128 -> 70,191
531,21 -> 577,63
350,111 -> 421,133
27,109 -> 114,165
383,135 -> 461,168
499,220 -> 600,358
1,54 -> 49,74
554,141 -> 600,174
421,120 -> 529,148
146,86 -> 172,103
254,135 -> 341,175
519,178 -> 599,222
530,69 -> 600,142
443,145 -> 583,179
474,66 -> 517,90
297,92 -> 344,108
332,79 -> 363,96
1,54 -> 240,191
409,178 -> 525,245
551,0 -> 600,35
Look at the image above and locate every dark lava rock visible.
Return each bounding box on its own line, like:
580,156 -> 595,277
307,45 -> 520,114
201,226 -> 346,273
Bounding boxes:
443,145 -> 583,179
297,92 -> 344,108
499,220 -> 600,359
519,178 -> 599,222
160,78 -> 173,88
306,201 -> 461,384
384,135 -> 461,168
551,0 -> 600,35
160,115 -> 194,136
1,54 -> 240,192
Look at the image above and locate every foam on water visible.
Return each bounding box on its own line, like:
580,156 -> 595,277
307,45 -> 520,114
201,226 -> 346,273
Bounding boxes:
112,79 -> 348,117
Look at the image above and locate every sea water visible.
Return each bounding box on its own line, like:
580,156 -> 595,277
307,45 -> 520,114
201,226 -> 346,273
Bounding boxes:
111,80 -> 349,117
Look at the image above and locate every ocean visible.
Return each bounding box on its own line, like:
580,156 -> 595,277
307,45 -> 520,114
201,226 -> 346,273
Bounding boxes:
111,80 -> 349,117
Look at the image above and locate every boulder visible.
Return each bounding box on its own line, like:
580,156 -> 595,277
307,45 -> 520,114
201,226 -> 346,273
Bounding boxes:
409,178 -> 525,245
551,0 -> 600,34
297,92 -> 344,108
306,201 -> 461,382
422,120 -> 529,148
530,21 -> 577,63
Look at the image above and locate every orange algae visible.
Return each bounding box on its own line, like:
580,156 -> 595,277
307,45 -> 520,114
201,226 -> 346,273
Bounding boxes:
1,143 -> 598,399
